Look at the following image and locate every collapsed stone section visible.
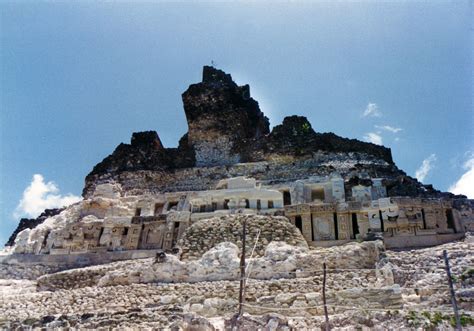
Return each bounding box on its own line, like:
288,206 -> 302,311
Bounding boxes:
85,130 -> 196,185
182,66 -> 270,166
262,116 -> 393,163
6,208 -> 63,247
89,131 -> 169,175
130,131 -> 163,150
34,240 -> 383,290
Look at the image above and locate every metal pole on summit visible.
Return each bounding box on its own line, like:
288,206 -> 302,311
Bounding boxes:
443,250 -> 461,330
238,217 -> 247,318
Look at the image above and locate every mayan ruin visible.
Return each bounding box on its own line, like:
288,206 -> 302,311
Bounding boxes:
0,65 -> 472,329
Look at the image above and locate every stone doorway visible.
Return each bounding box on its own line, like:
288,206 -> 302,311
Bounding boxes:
295,215 -> 303,234
351,213 -> 359,239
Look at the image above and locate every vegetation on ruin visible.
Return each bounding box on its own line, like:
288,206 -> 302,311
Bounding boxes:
407,310 -> 474,328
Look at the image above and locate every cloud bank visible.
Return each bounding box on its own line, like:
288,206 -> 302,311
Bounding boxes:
362,103 -> 381,117
13,174 -> 82,219
449,156 -> 474,198
415,154 -> 437,183
363,132 -> 383,145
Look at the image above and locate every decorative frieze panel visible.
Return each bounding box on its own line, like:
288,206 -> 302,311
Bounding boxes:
301,215 -> 313,242
337,213 -> 350,240
310,203 -> 335,213
368,210 -> 381,230
312,214 -> 335,241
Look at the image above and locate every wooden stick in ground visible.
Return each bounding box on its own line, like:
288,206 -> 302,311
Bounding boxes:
238,217 -> 247,318
443,250 -> 462,330
323,262 -> 330,331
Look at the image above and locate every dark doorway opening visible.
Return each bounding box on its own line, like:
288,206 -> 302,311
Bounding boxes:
42,230 -> 50,248
154,203 -> 164,216
168,201 -> 179,211
295,216 -> 303,234
283,191 -> 292,205
173,223 -> 180,246
379,210 -> 384,232
97,227 -> 104,246
138,224 -> 145,248
333,213 -> 339,240
257,199 -> 261,210
446,209 -> 456,232
351,213 -> 359,239
311,188 -> 325,201
311,214 -> 315,241
421,208 -> 427,229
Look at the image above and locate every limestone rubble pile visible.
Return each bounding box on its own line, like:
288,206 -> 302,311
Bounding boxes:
178,214 -> 308,261
0,238 -> 472,329
35,240 -> 380,290
387,237 -> 474,313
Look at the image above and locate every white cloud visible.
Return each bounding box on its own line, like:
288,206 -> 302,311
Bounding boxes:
363,132 -> 383,145
375,125 -> 402,133
13,174 -> 82,219
415,154 -> 437,183
449,156 -> 474,198
362,103 -> 381,117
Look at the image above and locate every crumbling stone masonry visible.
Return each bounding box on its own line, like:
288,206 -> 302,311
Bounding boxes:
4,66 -> 473,258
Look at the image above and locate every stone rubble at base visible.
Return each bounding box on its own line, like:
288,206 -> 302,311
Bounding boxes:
0,237 -> 472,329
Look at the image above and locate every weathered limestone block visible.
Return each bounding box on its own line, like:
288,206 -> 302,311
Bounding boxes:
92,183 -> 122,199
333,285 -> 403,309
275,293 -> 298,304
6,208 -> 65,247
12,230 -> 32,254
298,240 -> 384,270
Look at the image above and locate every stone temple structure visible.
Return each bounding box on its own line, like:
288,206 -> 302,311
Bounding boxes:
2,66 -> 474,330
4,66 -> 474,258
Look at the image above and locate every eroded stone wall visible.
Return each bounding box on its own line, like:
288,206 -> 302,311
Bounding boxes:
83,153 -> 395,198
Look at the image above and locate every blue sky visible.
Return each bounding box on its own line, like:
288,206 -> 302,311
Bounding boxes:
1,2 -> 472,244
